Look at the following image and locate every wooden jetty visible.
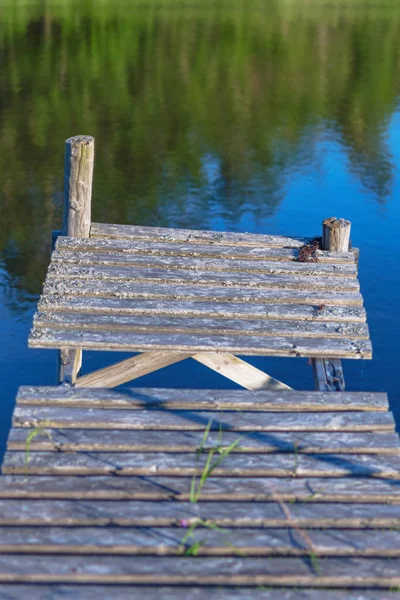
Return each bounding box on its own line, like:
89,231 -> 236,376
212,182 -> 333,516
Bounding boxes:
0,135 -> 399,598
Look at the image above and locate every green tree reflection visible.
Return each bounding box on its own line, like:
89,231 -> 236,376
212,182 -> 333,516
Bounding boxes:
0,0 -> 399,306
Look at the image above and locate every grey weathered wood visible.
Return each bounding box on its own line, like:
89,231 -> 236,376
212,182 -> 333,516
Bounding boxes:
0,586 -> 393,600
0,476 -> 398,503
312,358 -> 345,392
52,249 -> 359,276
58,348 -> 82,385
0,500 -> 398,527
56,235 -> 356,263
29,328 -> 372,358
5,450 -> 400,478
34,312 -> 369,340
2,583 -> 393,600
312,217 -> 353,391
322,218 -> 352,253
76,352 -> 191,388
59,135 -> 94,385
0,555 -> 399,586
47,263 -> 360,292
63,136 -> 94,239
8,429 -> 400,455
42,277 -> 364,307
90,222 -> 311,248
16,387 -> 388,411
12,406 -> 393,432
1,527 -> 400,557
37,296 -> 367,322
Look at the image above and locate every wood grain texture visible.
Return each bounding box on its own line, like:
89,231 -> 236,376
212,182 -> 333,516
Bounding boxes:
191,354 -> 292,390
56,235 -> 356,263
5,450 -> 400,478
37,296 -> 367,321
34,312 -> 370,340
75,352 -> 191,388
29,328 -> 372,358
0,476 -> 398,503
8,429 -> 399,454
90,222 -> 311,247
0,555 -> 399,586
16,387 -> 388,411
42,278 -> 364,306
12,406 -> 394,431
63,136 -> 94,239
0,585 -> 393,600
0,500 -> 398,527
47,263 -> 360,292
52,248 -> 359,276
0,527 -> 399,557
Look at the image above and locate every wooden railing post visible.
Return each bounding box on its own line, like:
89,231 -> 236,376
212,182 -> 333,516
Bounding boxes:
58,135 -> 95,384
312,217 -> 351,391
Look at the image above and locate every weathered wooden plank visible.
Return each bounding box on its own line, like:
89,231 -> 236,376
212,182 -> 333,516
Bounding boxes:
1,527 -> 400,557
34,312 -> 370,341
16,387 -> 388,411
52,249 -> 359,277
0,555 -> 400,586
76,352 -> 191,388
56,236 -> 356,263
5,451 -> 400,478
12,406 -> 394,431
0,500 -> 398,528
1,586 -> 392,600
47,263 -> 361,292
90,222 -> 310,248
0,586 -> 392,600
0,476 -> 398,503
9,429 -> 399,454
37,296 -> 367,322
28,328 -> 372,358
42,278 -> 364,307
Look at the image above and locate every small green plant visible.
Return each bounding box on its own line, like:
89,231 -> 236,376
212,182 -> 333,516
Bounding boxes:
180,424 -> 244,555
190,437 -> 241,503
25,428 -> 52,473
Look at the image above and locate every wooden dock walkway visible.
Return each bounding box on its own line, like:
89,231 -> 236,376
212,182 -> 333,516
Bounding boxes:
0,136 -> 399,598
1,386 -> 400,596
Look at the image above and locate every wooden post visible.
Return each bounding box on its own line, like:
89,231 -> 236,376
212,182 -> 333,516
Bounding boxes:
322,217 -> 351,253
63,135 -> 94,238
58,135 -> 95,384
312,217 -> 351,392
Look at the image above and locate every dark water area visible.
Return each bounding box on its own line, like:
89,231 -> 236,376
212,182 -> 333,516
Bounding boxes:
1,0 -> 400,456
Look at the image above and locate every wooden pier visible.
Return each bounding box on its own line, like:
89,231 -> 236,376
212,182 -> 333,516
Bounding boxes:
0,136 -> 399,598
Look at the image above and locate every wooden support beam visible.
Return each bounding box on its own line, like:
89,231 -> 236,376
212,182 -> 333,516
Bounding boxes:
312,217 -> 351,391
58,349 -> 82,386
58,135 -> 95,385
76,352 -> 191,388
192,353 -> 292,391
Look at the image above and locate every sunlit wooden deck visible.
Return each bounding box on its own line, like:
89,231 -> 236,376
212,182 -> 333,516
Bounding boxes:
0,135 -> 397,598
0,386 -> 399,596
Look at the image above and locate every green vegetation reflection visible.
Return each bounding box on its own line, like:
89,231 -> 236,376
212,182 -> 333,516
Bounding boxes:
0,0 -> 399,306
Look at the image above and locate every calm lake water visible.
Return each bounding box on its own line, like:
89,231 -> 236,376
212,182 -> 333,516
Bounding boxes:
1,0 -> 400,455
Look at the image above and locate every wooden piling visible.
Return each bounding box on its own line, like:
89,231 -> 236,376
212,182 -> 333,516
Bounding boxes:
63,135 -> 94,238
322,217 -> 351,253
312,217 -> 351,392
58,135 -> 95,384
